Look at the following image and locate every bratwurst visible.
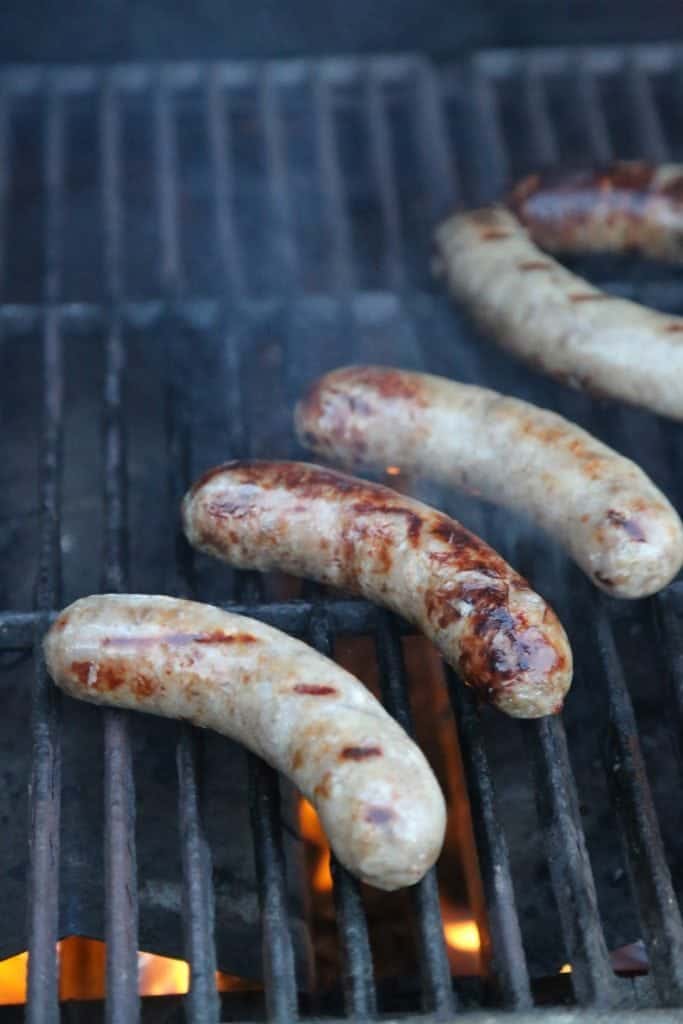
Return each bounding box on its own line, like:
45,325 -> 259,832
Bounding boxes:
182,461 -> 572,718
434,205 -> 683,421
509,162 -> 683,262
44,594 -> 446,890
295,366 -> 683,598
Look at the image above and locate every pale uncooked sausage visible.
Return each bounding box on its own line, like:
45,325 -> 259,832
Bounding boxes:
44,593 -> 446,891
295,365 -> 683,598
434,205 -> 683,421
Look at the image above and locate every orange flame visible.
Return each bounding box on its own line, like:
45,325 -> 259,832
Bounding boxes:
0,950 -> 27,1005
0,940 -> 255,1004
443,920 -> 481,954
138,951 -> 189,996
385,466 -> 401,476
440,899 -> 482,975
299,798 -> 333,892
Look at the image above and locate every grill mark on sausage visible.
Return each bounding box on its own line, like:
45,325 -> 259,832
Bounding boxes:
425,586 -> 462,629
594,571 -> 615,588
194,631 -> 258,644
134,675 -> 157,697
314,772 -> 332,800
71,660 -> 127,691
71,661 -> 93,686
365,805 -> 395,825
508,164 -> 683,258
207,499 -> 255,520
606,509 -> 647,542
428,518 -> 503,575
568,293 -> 611,303
293,684 -> 338,696
480,229 -> 510,241
101,631 -> 258,647
350,501 -> 423,547
664,323 -> 683,333
340,745 -> 383,760
518,260 -> 553,271
331,366 -> 428,403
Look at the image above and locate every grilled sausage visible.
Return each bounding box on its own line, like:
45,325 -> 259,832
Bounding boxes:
509,162 -> 683,262
182,461 -> 572,718
44,594 -> 446,891
295,366 -> 683,599
433,206 -> 683,421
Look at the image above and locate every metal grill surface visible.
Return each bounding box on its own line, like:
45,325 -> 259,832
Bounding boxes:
0,45 -> 683,1023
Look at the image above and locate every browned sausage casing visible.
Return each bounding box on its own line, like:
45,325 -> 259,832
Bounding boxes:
509,162 -> 683,262
295,366 -> 683,599
182,461 -> 572,718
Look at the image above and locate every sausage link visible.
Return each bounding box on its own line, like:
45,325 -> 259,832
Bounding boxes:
182,460 -> 572,718
44,594 -> 446,891
434,206 -> 683,421
296,366 -> 683,599
509,162 -> 683,262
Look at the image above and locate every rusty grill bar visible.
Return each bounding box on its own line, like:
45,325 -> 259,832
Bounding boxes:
0,44 -> 680,1022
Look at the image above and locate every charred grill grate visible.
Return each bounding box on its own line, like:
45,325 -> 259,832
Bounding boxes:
0,44 -> 682,1022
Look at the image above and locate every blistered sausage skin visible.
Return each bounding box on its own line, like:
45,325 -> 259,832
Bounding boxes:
44,594 -> 446,891
509,162 -> 683,262
182,461 -> 572,719
296,366 -> 683,599
434,206 -> 683,422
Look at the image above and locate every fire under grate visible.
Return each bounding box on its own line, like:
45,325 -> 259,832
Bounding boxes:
1,44 -> 683,1022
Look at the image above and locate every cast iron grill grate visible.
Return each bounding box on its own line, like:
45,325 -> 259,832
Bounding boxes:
1,45 -> 683,1022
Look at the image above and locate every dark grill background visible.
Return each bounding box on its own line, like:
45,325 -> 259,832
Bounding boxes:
1,44 -> 683,1022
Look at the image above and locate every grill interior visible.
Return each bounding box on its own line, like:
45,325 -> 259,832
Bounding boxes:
2,44 -> 683,1022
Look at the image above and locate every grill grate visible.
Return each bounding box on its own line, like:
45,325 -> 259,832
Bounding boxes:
0,44 -> 681,1022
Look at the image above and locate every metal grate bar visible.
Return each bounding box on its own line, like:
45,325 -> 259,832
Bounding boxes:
625,59 -> 668,162
465,57 -> 615,1007
518,68 -> 617,1005
27,83 -> 65,1024
596,602 -> 683,1006
260,65 -> 299,291
522,718 -> 617,1006
156,70 -> 185,296
655,587 -> 683,748
365,67 -> 404,291
308,608 -> 377,1018
100,73 -> 141,1024
410,71 -> 529,1007
249,753 -> 299,1022
470,62 -> 509,202
575,59 -> 613,163
313,67 -> 355,294
375,614 -> 455,1018
0,84 -> 9,293
207,67 -> 247,303
177,727 -> 220,1023
523,62 -> 559,166
572,59 -> 683,1007
206,68 -> 300,1017
447,679 -> 532,1010
414,62 -> 458,217
155,70 -> 221,1023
